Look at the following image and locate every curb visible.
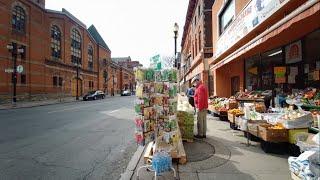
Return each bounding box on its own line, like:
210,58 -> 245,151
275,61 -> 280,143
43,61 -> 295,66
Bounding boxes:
0,95 -> 123,111
119,146 -> 145,180
0,99 -> 78,111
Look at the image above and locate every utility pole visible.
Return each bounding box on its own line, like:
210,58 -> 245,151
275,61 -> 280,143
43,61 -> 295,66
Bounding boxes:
7,42 -> 24,104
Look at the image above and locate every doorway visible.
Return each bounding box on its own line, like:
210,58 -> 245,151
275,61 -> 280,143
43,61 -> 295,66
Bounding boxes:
71,78 -> 82,97
231,76 -> 240,96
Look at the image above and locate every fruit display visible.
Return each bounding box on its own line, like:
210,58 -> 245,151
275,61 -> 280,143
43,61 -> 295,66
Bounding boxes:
235,90 -> 270,100
287,88 -> 320,108
268,123 -> 285,130
228,108 -> 244,116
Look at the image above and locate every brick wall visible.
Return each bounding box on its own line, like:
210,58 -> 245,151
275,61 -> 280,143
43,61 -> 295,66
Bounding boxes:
0,0 -> 113,101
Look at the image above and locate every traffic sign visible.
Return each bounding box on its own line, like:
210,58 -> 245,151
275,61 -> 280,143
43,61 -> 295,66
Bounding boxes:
5,68 -> 14,73
17,65 -> 23,73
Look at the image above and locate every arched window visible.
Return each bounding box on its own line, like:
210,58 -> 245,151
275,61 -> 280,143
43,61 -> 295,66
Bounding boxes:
88,45 -> 93,70
12,6 -> 26,32
71,29 -> 82,65
51,25 -> 61,59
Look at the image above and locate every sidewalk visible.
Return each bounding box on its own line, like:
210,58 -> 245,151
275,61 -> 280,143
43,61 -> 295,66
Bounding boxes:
122,115 -> 291,180
0,97 -> 77,110
0,94 -> 122,110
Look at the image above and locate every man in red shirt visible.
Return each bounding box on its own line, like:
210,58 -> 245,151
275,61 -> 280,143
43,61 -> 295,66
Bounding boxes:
192,76 -> 208,138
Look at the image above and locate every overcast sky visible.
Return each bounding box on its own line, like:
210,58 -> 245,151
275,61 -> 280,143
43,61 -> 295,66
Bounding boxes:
46,0 -> 188,67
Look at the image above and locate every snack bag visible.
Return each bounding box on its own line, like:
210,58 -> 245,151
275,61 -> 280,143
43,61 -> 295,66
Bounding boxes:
169,69 -> 177,83
161,70 -> 169,81
145,68 -> 155,81
155,82 -> 164,94
136,83 -> 143,98
135,68 -> 145,81
169,83 -> 177,98
155,71 -> 162,82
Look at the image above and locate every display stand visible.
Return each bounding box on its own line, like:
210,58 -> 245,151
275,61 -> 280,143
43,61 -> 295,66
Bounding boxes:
134,68 -> 185,180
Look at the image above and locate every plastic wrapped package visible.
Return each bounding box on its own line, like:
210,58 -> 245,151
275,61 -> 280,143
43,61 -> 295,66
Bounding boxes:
155,71 -> 162,82
152,152 -> 172,175
169,83 -> 178,98
168,69 -> 177,83
288,151 -> 319,180
145,68 -> 155,81
136,83 -> 144,98
135,68 -> 145,81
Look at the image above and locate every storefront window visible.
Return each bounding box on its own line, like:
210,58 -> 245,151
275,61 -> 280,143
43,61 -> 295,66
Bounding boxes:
303,29 -> 320,88
245,55 -> 260,91
261,48 -> 283,90
219,0 -> 235,35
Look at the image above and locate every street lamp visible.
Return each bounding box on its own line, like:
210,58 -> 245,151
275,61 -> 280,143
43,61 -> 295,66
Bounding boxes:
76,61 -> 80,100
173,23 -> 179,68
7,42 -> 24,104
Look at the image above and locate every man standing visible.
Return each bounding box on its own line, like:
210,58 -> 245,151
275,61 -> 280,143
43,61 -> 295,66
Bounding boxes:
186,85 -> 195,108
192,77 -> 208,138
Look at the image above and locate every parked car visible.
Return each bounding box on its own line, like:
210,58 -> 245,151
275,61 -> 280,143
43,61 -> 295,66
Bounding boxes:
83,90 -> 105,101
121,90 -> 131,96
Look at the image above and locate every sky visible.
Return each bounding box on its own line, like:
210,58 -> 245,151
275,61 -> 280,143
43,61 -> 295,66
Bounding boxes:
46,0 -> 188,67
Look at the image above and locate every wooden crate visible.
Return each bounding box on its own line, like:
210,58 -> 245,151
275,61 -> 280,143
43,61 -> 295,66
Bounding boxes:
228,113 -> 244,123
228,112 -> 235,123
228,102 -> 238,109
258,124 -> 288,143
247,120 -> 267,137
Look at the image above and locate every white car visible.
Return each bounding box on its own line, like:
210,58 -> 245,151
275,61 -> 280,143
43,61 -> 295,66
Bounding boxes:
121,90 -> 131,96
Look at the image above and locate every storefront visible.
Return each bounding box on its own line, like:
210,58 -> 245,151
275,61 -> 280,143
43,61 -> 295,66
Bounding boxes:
211,0 -> 320,98
245,29 -> 320,94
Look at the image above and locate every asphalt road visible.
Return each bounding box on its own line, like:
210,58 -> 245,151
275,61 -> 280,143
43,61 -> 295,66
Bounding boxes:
0,96 -> 137,180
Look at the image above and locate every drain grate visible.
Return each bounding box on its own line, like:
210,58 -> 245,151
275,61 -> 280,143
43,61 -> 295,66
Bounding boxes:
183,139 -> 215,162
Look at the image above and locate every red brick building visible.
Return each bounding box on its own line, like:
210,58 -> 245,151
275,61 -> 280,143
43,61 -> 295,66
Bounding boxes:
0,0 -> 114,102
180,0 -> 215,94
112,56 -> 142,71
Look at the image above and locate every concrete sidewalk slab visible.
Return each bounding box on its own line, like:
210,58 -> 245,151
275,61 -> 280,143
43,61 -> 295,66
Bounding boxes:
123,115 -> 291,180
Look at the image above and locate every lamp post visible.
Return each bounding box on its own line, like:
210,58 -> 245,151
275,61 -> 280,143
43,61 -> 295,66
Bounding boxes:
7,42 -> 24,104
76,63 -> 79,100
173,23 -> 179,68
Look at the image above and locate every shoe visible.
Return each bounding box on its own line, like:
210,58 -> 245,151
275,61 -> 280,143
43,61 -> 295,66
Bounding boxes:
194,135 -> 202,139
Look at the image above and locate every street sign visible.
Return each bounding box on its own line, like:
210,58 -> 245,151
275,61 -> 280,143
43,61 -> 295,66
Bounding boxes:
150,54 -> 162,70
5,68 -> 14,73
17,65 -> 23,73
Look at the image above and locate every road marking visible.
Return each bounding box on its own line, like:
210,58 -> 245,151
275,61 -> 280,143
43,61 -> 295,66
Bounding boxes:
109,109 -> 119,114
47,101 -> 113,114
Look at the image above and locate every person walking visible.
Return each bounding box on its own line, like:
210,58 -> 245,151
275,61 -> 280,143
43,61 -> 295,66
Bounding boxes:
192,77 -> 208,138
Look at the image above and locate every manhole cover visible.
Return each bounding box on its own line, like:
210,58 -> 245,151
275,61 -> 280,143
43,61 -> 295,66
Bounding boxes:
183,139 -> 215,162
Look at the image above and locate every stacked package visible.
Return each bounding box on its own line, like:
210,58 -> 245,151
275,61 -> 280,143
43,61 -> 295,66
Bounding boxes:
177,111 -> 194,140
176,95 -> 195,141
134,68 -> 180,153
288,133 -> 320,180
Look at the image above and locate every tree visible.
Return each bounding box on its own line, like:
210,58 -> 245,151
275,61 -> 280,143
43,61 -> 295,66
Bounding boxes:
161,55 -> 175,69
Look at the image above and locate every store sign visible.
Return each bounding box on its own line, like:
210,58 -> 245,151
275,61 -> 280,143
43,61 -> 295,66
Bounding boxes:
274,66 -> 286,84
285,41 -> 302,64
215,0 -> 289,58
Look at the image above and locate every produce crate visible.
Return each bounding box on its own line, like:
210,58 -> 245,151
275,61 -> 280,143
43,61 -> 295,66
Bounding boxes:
228,102 -> 238,109
228,112 -> 235,123
258,124 -> 288,143
247,120 -> 267,137
291,172 -> 301,180
288,128 -> 308,144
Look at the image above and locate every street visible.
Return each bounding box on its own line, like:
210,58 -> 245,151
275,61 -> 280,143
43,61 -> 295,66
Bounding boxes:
0,96 -> 137,180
